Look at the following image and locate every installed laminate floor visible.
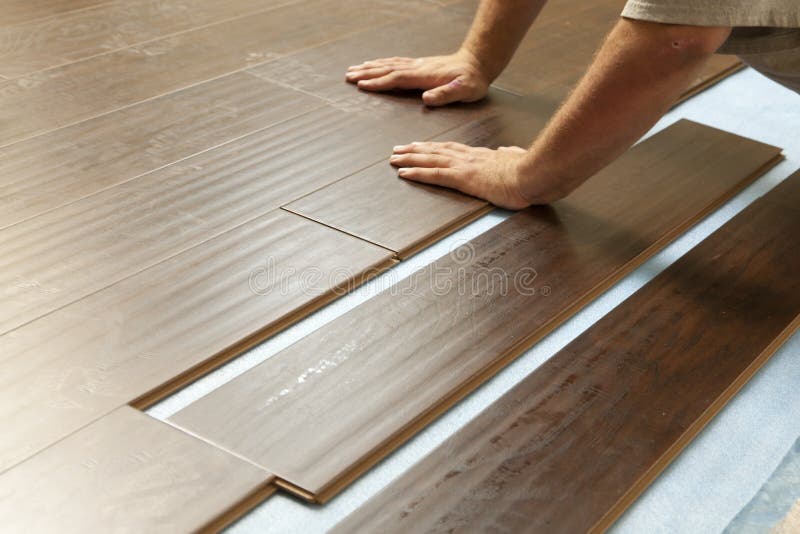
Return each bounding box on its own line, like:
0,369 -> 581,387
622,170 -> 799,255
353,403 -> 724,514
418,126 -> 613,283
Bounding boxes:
169,120 -> 782,503
0,209 -> 392,472
334,170 -> 800,534
0,0 -> 754,528
0,406 -> 273,533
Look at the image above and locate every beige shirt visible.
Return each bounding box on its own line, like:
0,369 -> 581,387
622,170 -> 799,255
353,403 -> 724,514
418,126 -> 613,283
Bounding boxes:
622,0 -> 800,93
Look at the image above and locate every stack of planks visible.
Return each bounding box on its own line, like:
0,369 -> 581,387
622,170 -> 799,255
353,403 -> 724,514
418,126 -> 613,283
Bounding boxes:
0,0 -> 788,532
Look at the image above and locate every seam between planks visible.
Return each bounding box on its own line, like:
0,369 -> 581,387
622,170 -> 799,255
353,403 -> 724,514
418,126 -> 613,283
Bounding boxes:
0,98 -> 330,233
0,18 -> 405,152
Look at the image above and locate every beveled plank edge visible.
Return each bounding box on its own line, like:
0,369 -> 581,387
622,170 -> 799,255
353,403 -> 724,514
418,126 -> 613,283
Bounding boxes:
198,482 -> 278,534
591,312 -> 800,533
0,0 -> 305,81
273,150 -> 784,503
674,60 -> 745,106
396,203 -> 494,259
130,255 -> 397,410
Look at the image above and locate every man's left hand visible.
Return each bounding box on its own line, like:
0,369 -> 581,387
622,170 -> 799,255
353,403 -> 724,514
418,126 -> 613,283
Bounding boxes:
390,142 -> 532,210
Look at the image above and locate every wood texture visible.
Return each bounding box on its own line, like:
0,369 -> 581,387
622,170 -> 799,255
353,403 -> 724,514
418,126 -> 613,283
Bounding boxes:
0,71 -> 321,230
0,0 -> 298,78
247,5 -> 473,103
284,90 -> 553,257
0,406 -> 274,533
0,0 -> 111,27
169,120 -> 782,502
0,209 -> 392,472
0,0 -> 424,147
334,171 -> 800,534
0,89 -> 498,335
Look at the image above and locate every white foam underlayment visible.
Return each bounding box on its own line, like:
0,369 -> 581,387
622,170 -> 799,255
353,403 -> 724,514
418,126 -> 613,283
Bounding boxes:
147,68 -> 800,534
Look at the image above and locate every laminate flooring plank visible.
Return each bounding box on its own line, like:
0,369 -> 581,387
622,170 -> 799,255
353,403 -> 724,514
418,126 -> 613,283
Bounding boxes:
1,0 -> 112,27
169,120 -> 782,502
0,90 -> 492,335
0,209 -> 392,472
0,406 -> 274,533
0,0 -> 302,78
284,91 -> 555,257
0,0 -> 427,147
334,171 -> 800,534
0,71 -> 321,230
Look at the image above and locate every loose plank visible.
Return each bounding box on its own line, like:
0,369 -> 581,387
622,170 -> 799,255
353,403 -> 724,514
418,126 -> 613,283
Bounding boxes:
169,120 -> 782,502
0,0 -> 300,78
0,406 -> 274,533
334,171 -> 800,534
0,0 -> 425,147
284,91 -> 554,257
0,90 -> 492,335
0,71 -> 320,230
0,209 -> 392,472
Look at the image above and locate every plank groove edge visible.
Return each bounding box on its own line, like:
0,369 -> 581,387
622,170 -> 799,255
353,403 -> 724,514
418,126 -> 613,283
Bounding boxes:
130,254 -> 396,410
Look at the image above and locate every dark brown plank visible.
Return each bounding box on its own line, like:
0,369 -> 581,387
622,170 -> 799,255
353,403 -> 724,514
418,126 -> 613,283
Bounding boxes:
0,0 -> 293,78
0,71 -> 321,231
0,0 -> 427,147
0,209 -> 392,472
0,89 -> 492,335
284,90 -> 553,257
168,120 -> 782,502
0,406 -> 274,533
0,0 -> 111,27
334,171 -> 800,534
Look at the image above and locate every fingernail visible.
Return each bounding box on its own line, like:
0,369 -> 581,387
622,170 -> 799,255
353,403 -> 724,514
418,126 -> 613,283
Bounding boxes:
390,155 -> 400,162
393,145 -> 406,151
398,168 -> 409,176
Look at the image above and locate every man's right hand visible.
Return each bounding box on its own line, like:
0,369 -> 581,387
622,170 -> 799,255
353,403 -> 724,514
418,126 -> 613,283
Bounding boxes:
345,50 -> 491,106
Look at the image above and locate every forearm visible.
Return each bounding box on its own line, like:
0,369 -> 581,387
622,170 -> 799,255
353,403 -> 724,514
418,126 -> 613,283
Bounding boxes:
518,19 -> 731,203
460,0 -> 548,81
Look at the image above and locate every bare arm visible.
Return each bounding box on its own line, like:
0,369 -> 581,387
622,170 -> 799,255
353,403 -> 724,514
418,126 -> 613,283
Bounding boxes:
460,0 -> 548,81
390,19 -> 732,208
346,0 -> 546,106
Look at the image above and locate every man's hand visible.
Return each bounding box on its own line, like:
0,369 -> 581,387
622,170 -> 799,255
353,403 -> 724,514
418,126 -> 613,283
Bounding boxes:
390,142 -> 533,210
345,51 -> 491,106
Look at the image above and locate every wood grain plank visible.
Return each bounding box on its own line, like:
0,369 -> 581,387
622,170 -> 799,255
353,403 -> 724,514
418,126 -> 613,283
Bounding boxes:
0,209 -> 392,472
0,0 -> 112,27
0,88 -> 493,335
0,71 -> 321,231
0,0 -> 300,78
169,120 -> 782,502
284,91 -> 554,256
0,406 -> 274,533
334,171 -> 800,534
0,0 -> 425,147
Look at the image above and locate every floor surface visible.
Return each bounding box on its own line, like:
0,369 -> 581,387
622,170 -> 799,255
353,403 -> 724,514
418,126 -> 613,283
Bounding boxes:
148,67 -> 800,533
